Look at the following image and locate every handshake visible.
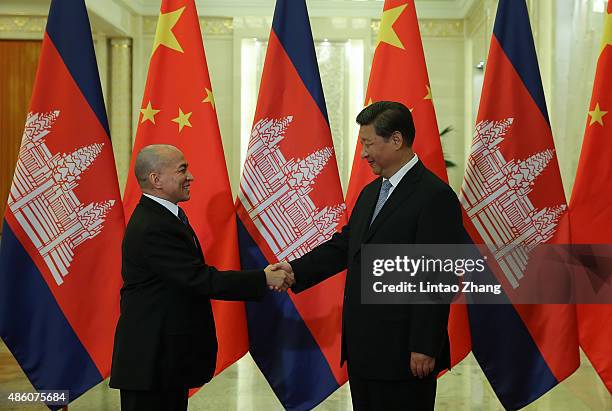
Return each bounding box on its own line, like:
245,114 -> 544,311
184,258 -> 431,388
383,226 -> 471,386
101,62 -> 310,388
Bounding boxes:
264,262 -> 294,292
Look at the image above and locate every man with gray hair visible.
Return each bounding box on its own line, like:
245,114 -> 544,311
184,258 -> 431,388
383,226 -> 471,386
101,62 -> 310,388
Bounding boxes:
109,144 -> 292,411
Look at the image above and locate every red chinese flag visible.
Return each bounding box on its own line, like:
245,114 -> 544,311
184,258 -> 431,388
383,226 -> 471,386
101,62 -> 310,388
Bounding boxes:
344,0 -> 470,368
569,2 -> 612,394
122,0 -> 247,380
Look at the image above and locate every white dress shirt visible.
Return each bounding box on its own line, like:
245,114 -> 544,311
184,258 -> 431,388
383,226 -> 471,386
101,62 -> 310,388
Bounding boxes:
384,153 -> 419,198
143,193 -> 180,219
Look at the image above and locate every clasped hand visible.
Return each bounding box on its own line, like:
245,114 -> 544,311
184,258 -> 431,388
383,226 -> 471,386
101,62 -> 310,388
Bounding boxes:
410,352 -> 435,378
264,261 -> 294,292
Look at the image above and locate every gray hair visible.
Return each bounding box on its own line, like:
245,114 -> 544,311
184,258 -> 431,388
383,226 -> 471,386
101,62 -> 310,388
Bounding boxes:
134,144 -> 178,188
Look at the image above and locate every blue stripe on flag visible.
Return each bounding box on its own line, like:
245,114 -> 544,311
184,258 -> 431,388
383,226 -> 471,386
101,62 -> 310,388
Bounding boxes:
0,222 -> 102,408
237,219 -> 339,411
45,0 -> 110,137
492,0 -> 549,124
468,304 -> 558,409
271,0 -> 329,124
463,230 -> 558,409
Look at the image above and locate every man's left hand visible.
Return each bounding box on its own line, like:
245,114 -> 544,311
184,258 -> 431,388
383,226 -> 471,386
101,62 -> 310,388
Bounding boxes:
410,352 -> 435,378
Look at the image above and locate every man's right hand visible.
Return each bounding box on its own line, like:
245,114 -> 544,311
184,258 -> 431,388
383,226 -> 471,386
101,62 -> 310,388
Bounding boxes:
264,263 -> 294,292
271,261 -> 293,276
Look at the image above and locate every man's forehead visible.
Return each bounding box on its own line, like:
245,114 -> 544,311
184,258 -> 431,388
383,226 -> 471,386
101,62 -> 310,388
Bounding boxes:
359,125 -> 377,139
161,150 -> 186,168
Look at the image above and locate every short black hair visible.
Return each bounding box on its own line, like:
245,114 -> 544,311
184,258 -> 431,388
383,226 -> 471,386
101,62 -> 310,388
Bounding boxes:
356,101 -> 415,147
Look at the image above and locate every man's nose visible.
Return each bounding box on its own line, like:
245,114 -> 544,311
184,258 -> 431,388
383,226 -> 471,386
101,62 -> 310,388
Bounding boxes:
186,171 -> 194,181
360,144 -> 368,159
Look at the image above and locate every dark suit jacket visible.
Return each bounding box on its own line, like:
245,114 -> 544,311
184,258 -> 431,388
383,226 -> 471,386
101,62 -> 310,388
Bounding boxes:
290,160 -> 464,380
109,195 -> 266,390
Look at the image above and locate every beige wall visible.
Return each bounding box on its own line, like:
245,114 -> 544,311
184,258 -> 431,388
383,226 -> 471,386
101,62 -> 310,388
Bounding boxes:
423,35 -> 465,191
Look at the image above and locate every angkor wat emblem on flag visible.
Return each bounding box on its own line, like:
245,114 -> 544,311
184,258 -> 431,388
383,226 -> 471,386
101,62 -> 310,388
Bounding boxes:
239,116 -> 345,261
460,118 -> 566,288
8,111 -> 115,286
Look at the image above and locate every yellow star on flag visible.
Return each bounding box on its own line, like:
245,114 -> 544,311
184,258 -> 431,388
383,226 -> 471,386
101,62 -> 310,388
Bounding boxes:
140,101 -> 160,124
202,88 -> 215,110
366,98 -> 373,106
589,103 -> 608,126
153,6 -> 186,54
600,11 -> 612,56
172,108 -> 192,132
424,85 -> 432,100
376,4 -> 408,50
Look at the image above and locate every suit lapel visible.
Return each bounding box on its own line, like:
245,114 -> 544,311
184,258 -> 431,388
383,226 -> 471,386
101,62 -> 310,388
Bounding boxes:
140,196 -> 202,255
346,180 -> 379,261
363,161 -> 424,243
185,222 -> 204,257
176,217 -> 202,256
356,179 -> 381,242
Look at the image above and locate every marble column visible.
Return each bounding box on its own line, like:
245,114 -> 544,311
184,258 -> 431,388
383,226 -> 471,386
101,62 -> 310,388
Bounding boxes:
109,37 -> 132,196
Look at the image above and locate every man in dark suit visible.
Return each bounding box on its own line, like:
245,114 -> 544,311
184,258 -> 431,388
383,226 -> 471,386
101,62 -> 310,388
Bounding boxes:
109,144 -> 292,411
272,101 -> 464,410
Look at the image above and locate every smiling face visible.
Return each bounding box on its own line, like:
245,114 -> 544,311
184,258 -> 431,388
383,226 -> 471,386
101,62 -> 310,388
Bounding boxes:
359,124 -> 405,178
151,147 -> 194,204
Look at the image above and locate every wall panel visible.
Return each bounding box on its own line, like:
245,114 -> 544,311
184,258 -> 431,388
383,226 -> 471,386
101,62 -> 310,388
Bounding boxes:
0,40 -> 41,227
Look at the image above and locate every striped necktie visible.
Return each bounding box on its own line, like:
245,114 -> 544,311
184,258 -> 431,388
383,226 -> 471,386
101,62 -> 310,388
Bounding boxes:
371,179 -> 392,225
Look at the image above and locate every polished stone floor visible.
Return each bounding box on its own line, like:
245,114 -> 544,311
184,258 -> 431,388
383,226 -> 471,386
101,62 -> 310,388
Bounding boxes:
0,340 -> 610,410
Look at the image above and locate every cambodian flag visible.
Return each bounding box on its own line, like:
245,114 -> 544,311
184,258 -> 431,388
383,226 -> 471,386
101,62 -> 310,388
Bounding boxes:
0,0 -> 124,407
235,0 -> 347,409
460,0 -> 579,408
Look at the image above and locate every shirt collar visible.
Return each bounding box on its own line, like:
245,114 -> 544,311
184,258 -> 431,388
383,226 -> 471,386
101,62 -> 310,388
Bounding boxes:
143,193 -> 179,218
385,153 -> 419,188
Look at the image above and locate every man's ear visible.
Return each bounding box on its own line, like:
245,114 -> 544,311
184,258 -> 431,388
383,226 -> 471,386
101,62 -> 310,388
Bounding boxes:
148,172 -> 161,189
391,131 -> 404,150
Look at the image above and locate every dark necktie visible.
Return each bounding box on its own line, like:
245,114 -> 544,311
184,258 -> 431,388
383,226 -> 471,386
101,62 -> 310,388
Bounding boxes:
178,207 -> 198,249
178,207 -> 189,227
